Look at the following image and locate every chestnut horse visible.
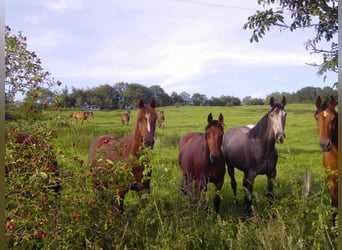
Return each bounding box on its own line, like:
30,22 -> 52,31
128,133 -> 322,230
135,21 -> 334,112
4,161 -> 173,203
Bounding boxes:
315,96 -> 338,212
71,111 -> 92,123
121,111 -> 130,125
178,113 -> 225,213
157,111 -> 165,128
223,97 -> 286,211
88,100 -> 157,210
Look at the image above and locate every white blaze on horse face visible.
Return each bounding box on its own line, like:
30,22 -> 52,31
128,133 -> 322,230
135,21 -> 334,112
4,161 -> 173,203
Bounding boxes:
271,109 -> 286,138
323,110 -> 329,117
145,113 -> 151,133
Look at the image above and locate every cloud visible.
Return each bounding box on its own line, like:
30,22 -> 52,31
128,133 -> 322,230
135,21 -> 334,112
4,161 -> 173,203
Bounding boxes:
41,0 -> 83,11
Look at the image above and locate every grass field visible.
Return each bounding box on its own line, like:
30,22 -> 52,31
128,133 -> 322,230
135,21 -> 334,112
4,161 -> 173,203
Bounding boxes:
6,103 -> 338,249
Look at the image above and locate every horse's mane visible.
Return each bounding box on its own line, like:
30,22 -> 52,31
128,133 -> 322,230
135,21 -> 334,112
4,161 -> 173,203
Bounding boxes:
247,113 -> 269,140
332,114 -> 338,147
247,103 -> 284,140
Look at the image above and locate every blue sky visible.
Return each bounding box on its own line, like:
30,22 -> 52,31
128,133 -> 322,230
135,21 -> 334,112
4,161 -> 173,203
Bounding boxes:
5,0 -> 337,99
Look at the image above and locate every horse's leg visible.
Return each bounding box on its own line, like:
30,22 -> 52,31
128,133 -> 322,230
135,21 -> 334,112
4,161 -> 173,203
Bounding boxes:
180,176 -> 191,195
213,180 -> 224,213
243,171 -> 256,212
266,169 -> 276,202
194,176 -> 208,210
227,164 -> 238,204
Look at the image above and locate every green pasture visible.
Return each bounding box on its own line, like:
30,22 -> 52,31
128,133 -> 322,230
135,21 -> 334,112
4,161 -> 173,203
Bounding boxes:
7,103 -> 337,249
56,103 -> 325,203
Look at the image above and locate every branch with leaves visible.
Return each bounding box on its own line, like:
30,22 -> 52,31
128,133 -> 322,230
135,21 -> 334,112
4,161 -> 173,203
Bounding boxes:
244,0 -> 338,78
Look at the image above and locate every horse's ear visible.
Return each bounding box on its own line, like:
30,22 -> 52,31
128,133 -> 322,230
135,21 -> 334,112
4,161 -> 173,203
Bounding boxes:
138,100 -> 144,109
329,95 -> 337,109
218,113 -> 224,124
282,96 -> 286,106
270,97 -> 275,107
150,99 -> 156,109
207,113 -> 213,123
316,96 -> 322,109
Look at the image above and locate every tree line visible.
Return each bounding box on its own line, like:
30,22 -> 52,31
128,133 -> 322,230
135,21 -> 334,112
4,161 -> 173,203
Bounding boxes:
45,82 -> 336,110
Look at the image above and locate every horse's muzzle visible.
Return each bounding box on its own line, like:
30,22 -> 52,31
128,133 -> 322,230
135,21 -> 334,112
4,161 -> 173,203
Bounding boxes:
320,139 -> 332,152
209,153 -> 223,163
276,133 -> 285,144
144,138 -> 155,149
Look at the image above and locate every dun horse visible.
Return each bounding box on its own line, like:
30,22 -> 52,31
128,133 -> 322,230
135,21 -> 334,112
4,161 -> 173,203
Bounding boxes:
71,111 -> 92,123
178,113 -> 225,213
223,97 -> 286,211
121,111 -> 130,125
88,100 -> 157,210
315,96 -> 338,212
157,111 -> 165,128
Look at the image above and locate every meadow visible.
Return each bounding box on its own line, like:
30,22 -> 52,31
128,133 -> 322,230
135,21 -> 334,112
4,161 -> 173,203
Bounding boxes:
6,103 -> 338,249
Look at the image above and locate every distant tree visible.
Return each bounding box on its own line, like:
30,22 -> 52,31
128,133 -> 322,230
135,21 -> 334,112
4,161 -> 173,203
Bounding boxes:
244,0 -> 338,81
123,83 -> 152,108
179,91 -> 191,105
113,82 -> 129,108
57,86 -> 75,108
70,87 -> 88,108
191,93 -> 208,106
242,96 -> 265,105
170,91 -> 182,105
149,85 -> 172,106
87,84 -> 119,110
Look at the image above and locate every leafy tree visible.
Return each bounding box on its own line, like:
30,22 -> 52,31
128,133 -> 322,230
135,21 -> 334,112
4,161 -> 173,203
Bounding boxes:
191,93 -> 208,106
170,91 -> 183,105
242,96 -> 265,105
244,0 -> 338,79
87,84 -> 119,110
5,26 -> 61,103
149,85 -> 173,107
123,83 -> 152,108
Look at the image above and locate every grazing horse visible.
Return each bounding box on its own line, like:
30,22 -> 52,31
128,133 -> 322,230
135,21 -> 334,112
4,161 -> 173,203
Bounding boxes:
121,111 -> 130,125
157,111 -> 165,128
71,111 -> 91,124
315,96 -> 338,212
88,100 -> 157,210
178,113 -> 225,213
223,97 -> 287,211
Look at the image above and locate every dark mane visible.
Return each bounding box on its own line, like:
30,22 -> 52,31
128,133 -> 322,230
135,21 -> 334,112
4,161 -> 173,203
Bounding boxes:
332,113 -> 338,147
247,113 -> 268,140
247,103 -> 285,140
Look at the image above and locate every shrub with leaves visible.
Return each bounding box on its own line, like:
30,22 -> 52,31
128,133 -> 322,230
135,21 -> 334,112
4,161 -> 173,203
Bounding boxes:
5,122 -> 61,248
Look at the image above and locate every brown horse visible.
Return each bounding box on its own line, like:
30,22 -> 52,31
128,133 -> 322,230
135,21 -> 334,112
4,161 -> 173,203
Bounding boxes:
88,100 -> 157,210
71,111 -> 91,123
315,96 -> 338,212
121,111 -> 130,125
157,111 -> 165,128
178,113 -> 225,213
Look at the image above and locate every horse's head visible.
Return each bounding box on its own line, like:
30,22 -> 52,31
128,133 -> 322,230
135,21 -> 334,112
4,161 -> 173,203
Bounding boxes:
269,96 -> 287,144
136,99 -> 157,148
206,113 -> 224,163
315,96 -> 337,152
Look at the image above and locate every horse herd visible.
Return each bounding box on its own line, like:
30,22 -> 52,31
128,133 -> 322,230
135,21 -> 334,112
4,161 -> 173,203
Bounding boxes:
87,96 -> 338,219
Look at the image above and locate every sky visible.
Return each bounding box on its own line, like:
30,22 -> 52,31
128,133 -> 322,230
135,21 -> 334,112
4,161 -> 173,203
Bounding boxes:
5,0 -> 338,100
